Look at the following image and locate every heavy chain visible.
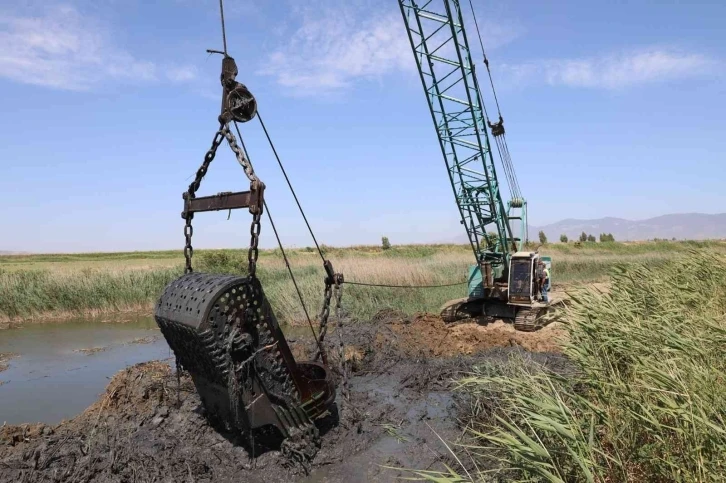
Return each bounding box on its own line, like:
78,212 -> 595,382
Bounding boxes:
222,124 -> 258,182
183,124 -> 227,273
316,275 -> 350,405
248,210 -> 262,278
333,280 -> 350,403
317,282 -> 333,349
182,122 -> 262,277
221,123 -> 262,278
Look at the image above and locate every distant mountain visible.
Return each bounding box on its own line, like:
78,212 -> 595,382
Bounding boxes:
452,213 -> 726,243
0,251 -> 30,255
531,213 -> 726,242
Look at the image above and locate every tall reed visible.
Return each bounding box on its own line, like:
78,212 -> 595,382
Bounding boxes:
405,250 -> 726,482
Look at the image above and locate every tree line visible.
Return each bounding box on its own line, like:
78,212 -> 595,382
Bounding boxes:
538,231 -> 616,244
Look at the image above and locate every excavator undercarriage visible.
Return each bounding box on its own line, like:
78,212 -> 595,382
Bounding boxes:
439,253 -> 559,332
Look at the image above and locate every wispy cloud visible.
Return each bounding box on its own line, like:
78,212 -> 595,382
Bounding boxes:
167,65 -> 199,83
0,4 -> 198,91
500,47 -> 720,89
257,1 -> 522,97
257,4 -> 412,96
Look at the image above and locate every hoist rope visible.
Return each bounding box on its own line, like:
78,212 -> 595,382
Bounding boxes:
467,0 -> 522,203
467,0 -> 501,117
218,0 -> 228,55
236,122 -> 466,292
236,121 -> 465,292
344,280 -> 466,289
234,121 -> 324,353
494,134 -> 521,200
257,112 -> 327,264
216,0 -> 326,347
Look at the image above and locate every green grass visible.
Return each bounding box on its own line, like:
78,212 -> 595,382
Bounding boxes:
1,240 -> 724,323
402,249 -> 726,482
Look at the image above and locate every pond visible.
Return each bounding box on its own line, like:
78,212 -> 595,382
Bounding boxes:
0,315 -> 317,426
0,316 -> 171,425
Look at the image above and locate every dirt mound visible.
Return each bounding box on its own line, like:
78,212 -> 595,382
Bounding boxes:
0,312 -> 571,483
365,310 -> 567,357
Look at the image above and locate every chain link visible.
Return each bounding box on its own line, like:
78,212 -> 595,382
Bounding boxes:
222,124 -> 258,182
220,123 -> 262,277
183,222 -> 194,274
248,210 -> 262,278
317,282 -> 333,351
333,280 -> 350,403
182,122 -> 263,276
183,123 -> 227,273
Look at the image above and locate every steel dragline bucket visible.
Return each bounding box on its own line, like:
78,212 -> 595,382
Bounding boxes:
155,273 -> 335,446
151,45 -> 338,462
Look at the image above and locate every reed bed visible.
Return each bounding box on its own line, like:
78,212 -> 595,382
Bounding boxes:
406,250 -> 726,482
1,241 -> 723,323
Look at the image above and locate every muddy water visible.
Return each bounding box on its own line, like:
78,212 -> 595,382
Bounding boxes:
0,316 -> 172,425
0,317 -> 317,426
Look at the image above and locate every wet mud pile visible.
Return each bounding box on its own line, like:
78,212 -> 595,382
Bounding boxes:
0,311 -> 571,483
0,353 -> 18,375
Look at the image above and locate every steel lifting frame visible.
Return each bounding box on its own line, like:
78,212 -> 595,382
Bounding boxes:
398,0 -> 516,267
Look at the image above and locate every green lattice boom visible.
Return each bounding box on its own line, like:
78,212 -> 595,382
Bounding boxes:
398,0 -> 520,271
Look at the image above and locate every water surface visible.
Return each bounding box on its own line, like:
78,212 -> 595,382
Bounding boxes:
0,316 -> 171,425
0,316 -> 318,425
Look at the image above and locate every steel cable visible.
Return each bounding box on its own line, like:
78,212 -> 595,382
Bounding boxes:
234,122 -> 324,353
256,112 -> 326,263
468,0 -> 502,117
343,280 -> 466,289
467,0 -> 523,202
218,0 -> 228,55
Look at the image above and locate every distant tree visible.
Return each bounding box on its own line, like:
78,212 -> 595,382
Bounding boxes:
538,231 -> 548,245
381,236 -> 391,250
560,234 -> 568,243
579,231 -> 588,243
600,233 -> 614,243
587,234 -> 597,242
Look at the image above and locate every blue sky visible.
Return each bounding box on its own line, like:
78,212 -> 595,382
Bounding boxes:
1,0 -> 724,253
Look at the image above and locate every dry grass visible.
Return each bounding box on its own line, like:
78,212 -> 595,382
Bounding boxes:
1,241 -> 723,324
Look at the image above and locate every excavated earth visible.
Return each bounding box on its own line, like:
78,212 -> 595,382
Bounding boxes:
0,311 -> 571,483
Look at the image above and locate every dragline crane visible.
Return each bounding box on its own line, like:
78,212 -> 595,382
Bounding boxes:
397,0 -> 553,330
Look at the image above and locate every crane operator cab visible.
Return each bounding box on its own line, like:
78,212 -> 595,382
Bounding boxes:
508,252 -> 540,304
508,252 -> 553,331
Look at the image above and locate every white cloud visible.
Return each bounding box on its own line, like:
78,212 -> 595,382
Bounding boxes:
0,4 -> 197,91
256,4 -> 413,95
167,65 -> 199,83
500,47 -> 719,89
257,1 -> 523,97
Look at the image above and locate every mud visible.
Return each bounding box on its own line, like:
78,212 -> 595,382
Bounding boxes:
0,311 -> 572,483
373,310 -> 567,356
126,336 -> 159,345
0,353 -> 18,374
72,347 -> 108,356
